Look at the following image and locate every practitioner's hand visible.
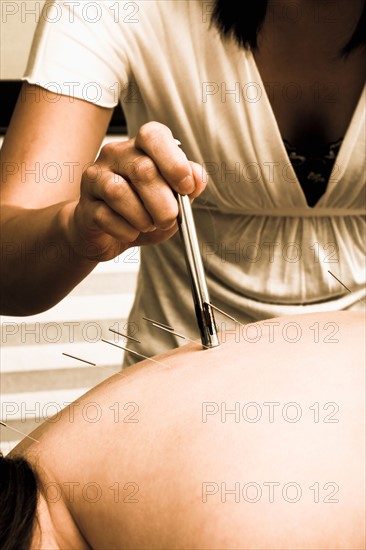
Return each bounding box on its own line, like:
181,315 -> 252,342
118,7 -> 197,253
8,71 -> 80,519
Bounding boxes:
69,122 -> 207,261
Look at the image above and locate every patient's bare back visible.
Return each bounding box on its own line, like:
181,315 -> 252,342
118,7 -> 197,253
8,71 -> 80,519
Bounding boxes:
14,310 -> 365,549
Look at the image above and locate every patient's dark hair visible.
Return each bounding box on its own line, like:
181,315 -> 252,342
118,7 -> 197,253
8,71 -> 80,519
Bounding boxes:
0,452 -> 40,550
211,0 -> 366,55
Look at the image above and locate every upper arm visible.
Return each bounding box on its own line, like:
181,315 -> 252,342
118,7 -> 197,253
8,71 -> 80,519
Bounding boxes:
0,83 -> 114,208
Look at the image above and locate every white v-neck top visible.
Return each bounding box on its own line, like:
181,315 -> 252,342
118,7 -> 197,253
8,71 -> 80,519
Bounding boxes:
22,0 -> 366,364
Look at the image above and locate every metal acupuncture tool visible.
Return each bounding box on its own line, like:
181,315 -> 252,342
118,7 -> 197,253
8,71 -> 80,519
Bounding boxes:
174,147 -> 220,348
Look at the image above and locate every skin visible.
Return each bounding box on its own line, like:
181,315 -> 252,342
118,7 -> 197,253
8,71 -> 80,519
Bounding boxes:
9,310 -> 366,549
254,0 -> 366,148
1,0 -> 365,315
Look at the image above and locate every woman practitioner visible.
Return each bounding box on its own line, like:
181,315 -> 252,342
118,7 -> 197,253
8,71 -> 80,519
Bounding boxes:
0,1 -> 365,365
1,310 -> 365,549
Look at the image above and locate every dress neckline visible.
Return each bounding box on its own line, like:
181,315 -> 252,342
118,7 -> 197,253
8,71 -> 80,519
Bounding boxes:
283,137 -> 344,207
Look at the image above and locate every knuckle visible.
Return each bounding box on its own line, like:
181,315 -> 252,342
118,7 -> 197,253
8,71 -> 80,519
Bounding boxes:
137,215 -> 155,232
132,157 -> 158,182
102,177 -> 121,201
99,141 -> 121,159
137,121 -> 171,144
99,172 -> 131,204
83,163 -> 102,182
98,140 -> 131,166
140,222 -> 154,233
93,205 -> 107,229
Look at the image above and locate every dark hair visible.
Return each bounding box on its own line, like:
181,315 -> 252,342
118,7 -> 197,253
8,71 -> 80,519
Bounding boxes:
341,0 -> 366,56
211,0 -> 366,55
0,452 -> 40,550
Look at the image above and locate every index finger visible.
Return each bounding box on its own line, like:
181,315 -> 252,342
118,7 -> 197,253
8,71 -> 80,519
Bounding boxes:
134,122 -> 195,195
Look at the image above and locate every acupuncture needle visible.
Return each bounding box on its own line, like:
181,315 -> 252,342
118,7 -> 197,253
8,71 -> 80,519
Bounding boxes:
174,140 -> 220,349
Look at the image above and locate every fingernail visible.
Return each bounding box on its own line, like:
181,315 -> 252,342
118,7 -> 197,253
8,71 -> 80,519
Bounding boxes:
142,225 -> 156,233
159,221 -> 176,231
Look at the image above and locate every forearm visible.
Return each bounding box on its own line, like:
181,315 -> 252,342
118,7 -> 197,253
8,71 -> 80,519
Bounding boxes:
0,202 -> 98,316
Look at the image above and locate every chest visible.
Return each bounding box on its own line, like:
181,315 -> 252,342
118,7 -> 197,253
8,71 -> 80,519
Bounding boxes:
253,0 -> 366,149
254,52 -> 365,149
